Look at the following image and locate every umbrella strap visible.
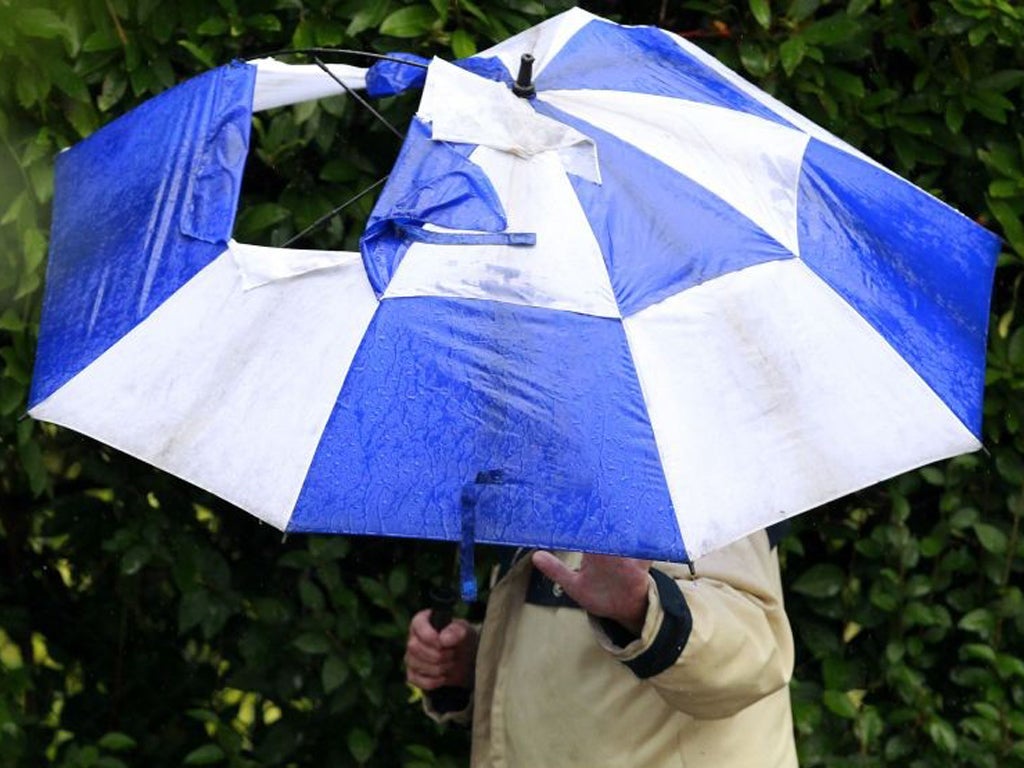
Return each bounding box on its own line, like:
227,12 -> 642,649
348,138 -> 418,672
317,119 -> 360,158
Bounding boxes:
459,484 -> 479,602
458,469 -> 506,602
398,223 -> 536,247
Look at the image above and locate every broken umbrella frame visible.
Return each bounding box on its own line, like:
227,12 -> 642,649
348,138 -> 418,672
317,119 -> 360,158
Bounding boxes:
28,10 -> 1001,605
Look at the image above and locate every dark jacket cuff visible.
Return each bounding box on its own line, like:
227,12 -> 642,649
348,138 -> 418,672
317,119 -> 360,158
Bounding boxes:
614,568 -> 694,679
424,686 -> 472,715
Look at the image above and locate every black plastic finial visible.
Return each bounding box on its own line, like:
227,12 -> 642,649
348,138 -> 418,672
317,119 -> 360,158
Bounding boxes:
513,53 -> 535,98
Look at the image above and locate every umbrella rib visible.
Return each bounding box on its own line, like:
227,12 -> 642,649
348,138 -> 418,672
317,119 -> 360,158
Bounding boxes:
244,48 -> 430,69
311,55 -> 405,140
282,175 -> 389,248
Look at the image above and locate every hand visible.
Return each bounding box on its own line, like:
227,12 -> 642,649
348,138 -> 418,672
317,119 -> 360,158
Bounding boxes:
532,551 -> 652,635
405,609 -> 478,691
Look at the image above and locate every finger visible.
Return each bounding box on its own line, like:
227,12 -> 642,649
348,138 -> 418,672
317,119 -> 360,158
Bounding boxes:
405,644 -> 455,675
581,553 -> 654,574
405,656 -> 453,679
410,610 -> 445,647
406,636 -> 452,666
531,550 -> 581,596
438,620 -> 470,649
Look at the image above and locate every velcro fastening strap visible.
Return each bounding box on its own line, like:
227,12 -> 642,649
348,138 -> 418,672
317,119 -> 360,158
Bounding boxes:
525,564 -> 581,609
398,223 -> 536,247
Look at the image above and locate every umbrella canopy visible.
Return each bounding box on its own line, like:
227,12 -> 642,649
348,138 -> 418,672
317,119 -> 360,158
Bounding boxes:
30,8 -> 1000,568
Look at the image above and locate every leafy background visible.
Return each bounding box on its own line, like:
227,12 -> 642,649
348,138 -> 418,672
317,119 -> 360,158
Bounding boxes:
1,0 -> 1022,765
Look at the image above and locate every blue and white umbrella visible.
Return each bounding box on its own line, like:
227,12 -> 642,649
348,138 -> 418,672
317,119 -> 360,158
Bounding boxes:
30,9 -> 1000,574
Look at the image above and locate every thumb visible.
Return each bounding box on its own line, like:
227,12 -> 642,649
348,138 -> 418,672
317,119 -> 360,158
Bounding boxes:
531,551 -> 580,596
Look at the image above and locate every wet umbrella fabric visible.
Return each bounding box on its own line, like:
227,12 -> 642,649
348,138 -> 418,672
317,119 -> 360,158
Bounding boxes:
29,9 -> 1000,571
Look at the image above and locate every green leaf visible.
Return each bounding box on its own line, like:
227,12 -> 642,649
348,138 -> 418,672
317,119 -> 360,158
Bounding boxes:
950,507 -> 980,529
990,179 -> 1022,198
847,0 -> 874,17
974,523 -> 1008,554
977,69 -> 1024,92
196,17 -> 228,36
388,567 -> 408,597
750,0 -> 772,29
291,20 -> 316,48
973,701 -> 1002,720
98,71 -> 128,112
0,308 -> 25,332
780,37 -> 806,76
739,42 -> 772,77
451,28 -> 477,59
15,8 -> 71,40
787,0 -> 821,23
319,159 -> 359,183
120,545 -> 151,576
49,60 -> 91,102
82,28 -> 123,51
926,718 -> 958,754
1009,327 -> 1024,368
966,90 -> 1014,123
293,632 -> 331,654
299,579 -> 325,612
183,744 -> 225,765
989,199 -> 1024,256
18,440 -> 47,497
235,203 -> 291,238
349,646 -> 373,679
98,733 -> 137,752
995,653 -> 1024,679
0,379 -> 24,417
791,564 -> 844,598
347,8 -> 386,36
322,654 -> 349,693
247,14 -> 282,33
945,99 -> 966,134
178,590 -> 210,634
379,6 -> 437,38
186,708 -> 219,724
854,705 -> 883,748
802,13 -> 860,46
358,576 -> 390,607
823,689 -> 860,719
959,608 -> 995,639
177,40 -> 216,68
347,727 -> 375,763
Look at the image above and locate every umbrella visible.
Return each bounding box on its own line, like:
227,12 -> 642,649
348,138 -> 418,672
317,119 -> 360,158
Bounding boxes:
29,9 -> 1000,594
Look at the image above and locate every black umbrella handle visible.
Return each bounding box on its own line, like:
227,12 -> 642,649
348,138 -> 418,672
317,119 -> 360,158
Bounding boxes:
423,585 -> 471,711
428,586 -> 457,632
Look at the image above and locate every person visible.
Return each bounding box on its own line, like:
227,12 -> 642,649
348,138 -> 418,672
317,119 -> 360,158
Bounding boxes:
405,528 -> 798,766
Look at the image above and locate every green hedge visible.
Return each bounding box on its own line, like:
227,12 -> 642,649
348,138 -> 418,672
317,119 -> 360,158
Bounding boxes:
1,1 -> 1022,766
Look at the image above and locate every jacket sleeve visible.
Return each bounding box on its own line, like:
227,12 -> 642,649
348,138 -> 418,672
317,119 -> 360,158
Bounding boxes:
589,530 -> 794,720
421,686 -> 473,725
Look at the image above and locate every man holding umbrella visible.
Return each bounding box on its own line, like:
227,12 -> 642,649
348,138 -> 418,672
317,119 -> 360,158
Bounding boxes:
405,528 -> 797,766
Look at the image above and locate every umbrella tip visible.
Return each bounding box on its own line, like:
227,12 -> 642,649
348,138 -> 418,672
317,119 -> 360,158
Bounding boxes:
512,53 -> 535,98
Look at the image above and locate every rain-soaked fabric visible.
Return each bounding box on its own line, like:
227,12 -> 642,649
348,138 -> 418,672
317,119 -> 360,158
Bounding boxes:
31,61 -> 255,408
30,8 -> 1000,568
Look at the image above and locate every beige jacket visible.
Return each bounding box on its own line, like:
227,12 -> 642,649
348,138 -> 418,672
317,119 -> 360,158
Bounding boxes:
429,530 -> 798,767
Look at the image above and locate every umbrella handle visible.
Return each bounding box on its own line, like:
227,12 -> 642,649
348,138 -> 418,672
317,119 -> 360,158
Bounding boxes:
428,586 -> 457,631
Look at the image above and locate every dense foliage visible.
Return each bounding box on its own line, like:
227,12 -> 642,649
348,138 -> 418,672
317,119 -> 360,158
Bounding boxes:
1,0 -> 1022,765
